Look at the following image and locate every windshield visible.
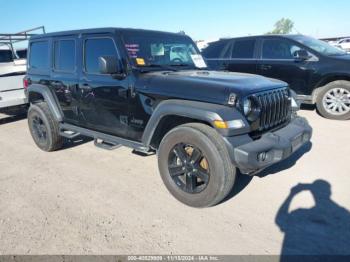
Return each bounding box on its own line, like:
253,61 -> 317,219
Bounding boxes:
121,31 -> 207,69
292,35 -> 347,56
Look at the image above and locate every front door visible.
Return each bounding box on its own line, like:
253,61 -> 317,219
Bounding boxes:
257,38 -> 315,95
78,35 -> 130,138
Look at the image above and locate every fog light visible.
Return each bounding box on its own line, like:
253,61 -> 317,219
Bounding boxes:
257,152 -> 268,162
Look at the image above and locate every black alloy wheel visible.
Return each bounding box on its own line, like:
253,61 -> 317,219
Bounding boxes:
168,143 -> 210,194
31,115 -> 48,144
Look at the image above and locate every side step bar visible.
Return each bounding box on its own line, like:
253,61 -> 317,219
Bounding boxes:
59,123 -> 150,153
59,129 -> 81,139
94,138 -> 122,150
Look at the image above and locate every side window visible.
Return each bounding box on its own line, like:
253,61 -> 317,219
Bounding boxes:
231,39 -> 256,59
0,50 -> 14,62
54,39 -> 76,72
84,38 -> 118,74
262,39 -> 301,59
29,41 -> 49,69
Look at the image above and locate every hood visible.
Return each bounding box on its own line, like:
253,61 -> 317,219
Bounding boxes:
136,70 -> 287,104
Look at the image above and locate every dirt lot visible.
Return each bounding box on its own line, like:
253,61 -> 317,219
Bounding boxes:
0,109 -> 349,255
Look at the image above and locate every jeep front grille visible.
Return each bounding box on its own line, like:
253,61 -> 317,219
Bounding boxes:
253,88 -> 291,132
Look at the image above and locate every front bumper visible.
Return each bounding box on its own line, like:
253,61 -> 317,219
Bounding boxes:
229,117 -> 312,174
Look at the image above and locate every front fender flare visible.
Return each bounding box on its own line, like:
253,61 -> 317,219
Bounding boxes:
141,99 -> 250,147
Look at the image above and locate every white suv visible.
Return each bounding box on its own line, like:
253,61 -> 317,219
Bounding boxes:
0,48 -> 27,113
0,27 -> 44,115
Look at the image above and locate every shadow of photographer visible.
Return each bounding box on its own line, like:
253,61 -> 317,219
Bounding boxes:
276,180 -> 350,257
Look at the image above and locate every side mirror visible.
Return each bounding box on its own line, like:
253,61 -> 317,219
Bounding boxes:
294,49 -> 310,61
98,56 -> 121,74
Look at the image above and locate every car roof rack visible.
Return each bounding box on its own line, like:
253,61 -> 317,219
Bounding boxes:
0,26 -> 45,52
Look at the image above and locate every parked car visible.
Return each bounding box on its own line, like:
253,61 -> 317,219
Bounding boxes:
331,38 -> 350,52
202,34 -> 350,120
0,27 -> 44,115
25,28 -> 312,207
0,47 -> 27,114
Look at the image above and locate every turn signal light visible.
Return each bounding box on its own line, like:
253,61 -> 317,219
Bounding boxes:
213,119 -> 245,129
213,120 -> 228,129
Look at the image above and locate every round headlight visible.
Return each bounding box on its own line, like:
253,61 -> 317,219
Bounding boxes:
243,98 -> 252,115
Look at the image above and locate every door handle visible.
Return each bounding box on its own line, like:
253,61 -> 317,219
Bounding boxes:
260,64 -> 272,71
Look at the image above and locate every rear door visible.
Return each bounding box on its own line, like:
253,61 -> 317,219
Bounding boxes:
257,37 -> 315,94
223,38 -> 258,74
50,37 -> 81,125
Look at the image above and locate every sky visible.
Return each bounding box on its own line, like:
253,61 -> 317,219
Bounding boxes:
1,0 -> 349,42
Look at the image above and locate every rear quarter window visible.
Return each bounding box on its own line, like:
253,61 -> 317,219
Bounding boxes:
202,40 -> 229,58
29,41 -> 49,70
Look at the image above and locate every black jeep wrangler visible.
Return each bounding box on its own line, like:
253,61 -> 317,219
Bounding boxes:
25,28 -> 312,207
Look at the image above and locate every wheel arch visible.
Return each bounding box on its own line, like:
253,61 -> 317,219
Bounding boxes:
142,99 -> 249,149
313,75 -> 350,103
148,115 -> 210,149
27,84 -> 63,122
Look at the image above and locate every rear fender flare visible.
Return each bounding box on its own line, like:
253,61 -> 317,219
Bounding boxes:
27,84 -> 63,122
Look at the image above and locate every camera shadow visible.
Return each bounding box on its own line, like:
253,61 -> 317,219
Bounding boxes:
277,180 -> 350,259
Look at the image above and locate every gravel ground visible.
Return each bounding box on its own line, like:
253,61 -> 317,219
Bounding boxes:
0,109 -> 349,255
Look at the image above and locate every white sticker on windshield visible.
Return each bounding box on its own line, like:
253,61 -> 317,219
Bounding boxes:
190,54 -> 207,68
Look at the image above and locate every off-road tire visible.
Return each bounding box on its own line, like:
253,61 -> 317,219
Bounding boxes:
158,123 -> 236,208
28,102 -> 63,151
316,80 -> 350,120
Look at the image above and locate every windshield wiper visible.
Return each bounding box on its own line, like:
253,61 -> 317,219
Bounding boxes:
169,63 -> 191,67
169,63 -> 208,70
145,64 -> 178,71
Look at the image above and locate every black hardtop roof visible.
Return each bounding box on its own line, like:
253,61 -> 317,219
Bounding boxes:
30,27 -> 187,40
